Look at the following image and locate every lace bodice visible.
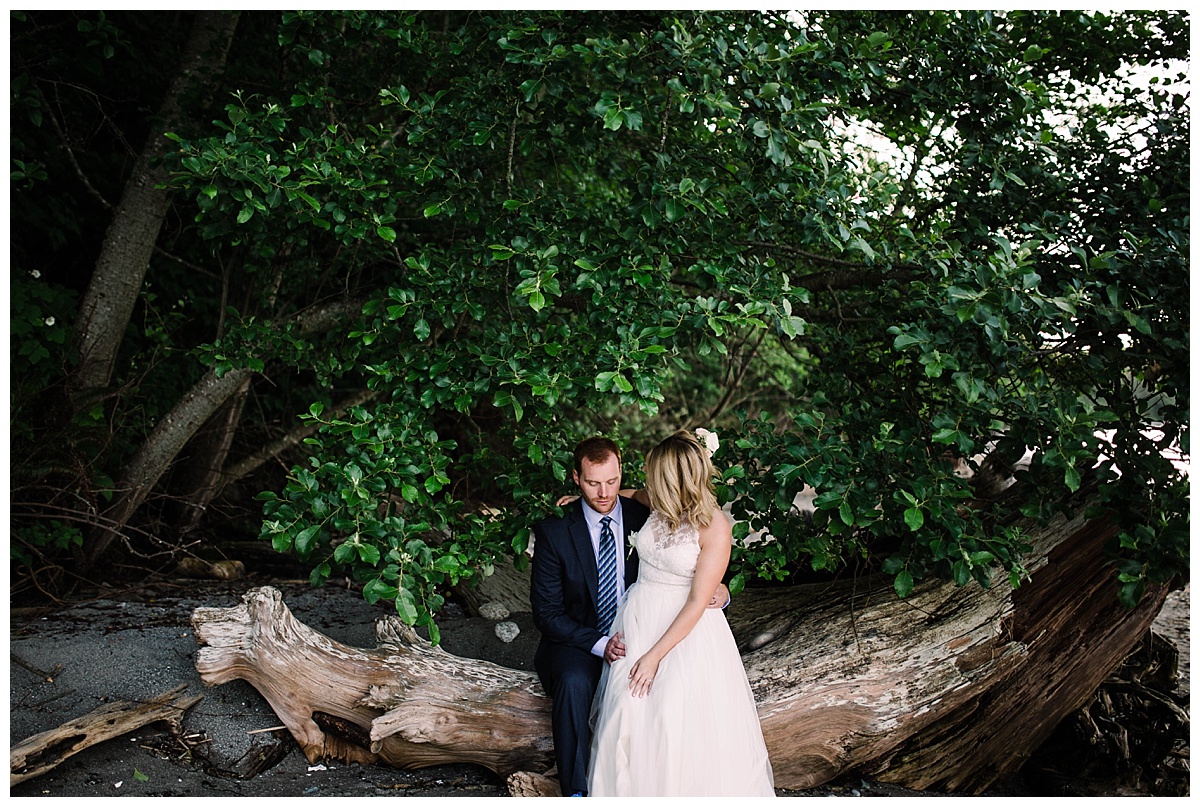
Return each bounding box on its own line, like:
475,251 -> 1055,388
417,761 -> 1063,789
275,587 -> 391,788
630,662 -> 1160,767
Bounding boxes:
633,510 -> 700,587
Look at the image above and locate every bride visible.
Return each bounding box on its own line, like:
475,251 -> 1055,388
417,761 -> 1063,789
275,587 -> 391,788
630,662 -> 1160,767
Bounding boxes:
586,429 -> 775,796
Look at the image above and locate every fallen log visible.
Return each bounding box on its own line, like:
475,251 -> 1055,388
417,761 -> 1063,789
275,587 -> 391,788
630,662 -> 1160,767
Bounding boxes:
190,500 -> 1167,795
10,684 -> 202,786
192,587 -> 553,775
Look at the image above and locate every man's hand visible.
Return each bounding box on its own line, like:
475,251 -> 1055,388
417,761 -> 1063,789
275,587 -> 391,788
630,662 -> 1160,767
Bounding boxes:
707,583 -> 731,609
603,632 -> 626,664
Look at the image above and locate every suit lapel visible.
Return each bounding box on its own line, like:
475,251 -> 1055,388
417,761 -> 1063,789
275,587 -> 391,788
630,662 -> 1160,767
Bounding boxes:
621,502 -> 640,585
567,502 -> 599,605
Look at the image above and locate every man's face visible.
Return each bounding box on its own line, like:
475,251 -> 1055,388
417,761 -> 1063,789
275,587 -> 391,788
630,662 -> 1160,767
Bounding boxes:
573,453 -> 622,515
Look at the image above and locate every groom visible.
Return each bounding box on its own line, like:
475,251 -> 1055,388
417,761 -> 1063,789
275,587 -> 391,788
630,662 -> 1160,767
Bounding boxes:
530,436 -> 727,797
530,436 -> 641,797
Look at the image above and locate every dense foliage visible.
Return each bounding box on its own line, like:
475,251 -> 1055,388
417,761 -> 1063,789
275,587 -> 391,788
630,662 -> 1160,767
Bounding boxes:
11,11 -> 1188,634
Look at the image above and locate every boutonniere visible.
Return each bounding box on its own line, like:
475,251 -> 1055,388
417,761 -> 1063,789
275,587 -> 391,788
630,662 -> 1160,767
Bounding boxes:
626,529 -> 640,559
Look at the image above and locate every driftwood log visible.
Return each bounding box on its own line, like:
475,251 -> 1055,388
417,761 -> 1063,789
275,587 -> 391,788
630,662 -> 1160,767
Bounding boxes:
191,501 -> 1168,795
10,685 -> 202,786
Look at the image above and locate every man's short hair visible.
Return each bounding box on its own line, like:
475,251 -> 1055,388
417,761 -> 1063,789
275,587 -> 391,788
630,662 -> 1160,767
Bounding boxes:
573,436 -> 621,473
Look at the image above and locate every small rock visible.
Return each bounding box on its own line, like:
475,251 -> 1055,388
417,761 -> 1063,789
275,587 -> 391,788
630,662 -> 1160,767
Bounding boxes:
495,621 -> 520,643
479,602 -> 510,621
747,631 -> 776,650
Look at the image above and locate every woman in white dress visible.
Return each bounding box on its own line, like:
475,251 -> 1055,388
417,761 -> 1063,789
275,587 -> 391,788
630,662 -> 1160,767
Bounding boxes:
586,429 -> 775,796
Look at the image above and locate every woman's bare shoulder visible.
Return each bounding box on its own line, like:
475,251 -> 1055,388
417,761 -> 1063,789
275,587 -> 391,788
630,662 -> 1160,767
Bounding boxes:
699,509 -> 732,545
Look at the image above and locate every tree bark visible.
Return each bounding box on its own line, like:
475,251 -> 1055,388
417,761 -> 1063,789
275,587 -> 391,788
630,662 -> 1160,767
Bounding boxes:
177,375 -> 253,534
191,497 -> 1169,795
70,11 -> 239,399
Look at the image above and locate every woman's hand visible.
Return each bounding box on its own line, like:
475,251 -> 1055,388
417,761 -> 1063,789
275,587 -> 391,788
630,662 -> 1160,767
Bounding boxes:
628,653 -> 661,698
556,494 -> 580,507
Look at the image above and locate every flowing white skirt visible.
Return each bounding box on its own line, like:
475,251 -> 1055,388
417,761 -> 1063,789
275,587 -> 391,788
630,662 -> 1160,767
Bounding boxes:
586,578 -> 775,796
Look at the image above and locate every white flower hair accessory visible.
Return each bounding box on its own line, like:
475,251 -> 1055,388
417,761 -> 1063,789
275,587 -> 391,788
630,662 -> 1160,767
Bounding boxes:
694,428 -> 720,458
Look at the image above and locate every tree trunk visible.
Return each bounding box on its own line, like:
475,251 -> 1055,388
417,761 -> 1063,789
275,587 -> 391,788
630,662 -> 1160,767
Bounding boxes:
82,366 -> 254,570
177,375 -> 252,534
70,11 -> 239,399
191,498 -> 1169,795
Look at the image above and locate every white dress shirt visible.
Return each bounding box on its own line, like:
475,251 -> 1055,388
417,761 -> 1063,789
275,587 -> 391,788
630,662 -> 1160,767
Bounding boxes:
582,499 -> 625,657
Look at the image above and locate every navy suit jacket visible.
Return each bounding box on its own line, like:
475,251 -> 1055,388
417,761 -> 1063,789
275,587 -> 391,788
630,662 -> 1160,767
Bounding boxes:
531,496 -> 651,655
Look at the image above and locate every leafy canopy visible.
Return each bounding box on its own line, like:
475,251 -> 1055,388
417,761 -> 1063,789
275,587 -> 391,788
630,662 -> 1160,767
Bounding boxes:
143,11 -> 1186,631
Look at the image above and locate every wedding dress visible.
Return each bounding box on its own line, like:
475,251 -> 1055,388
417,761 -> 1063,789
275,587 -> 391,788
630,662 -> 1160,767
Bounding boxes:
586,510 -> 775,796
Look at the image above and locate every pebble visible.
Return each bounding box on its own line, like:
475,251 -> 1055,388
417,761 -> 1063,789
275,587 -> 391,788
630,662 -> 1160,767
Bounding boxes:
495,621 -> 520,643
479,602 -> 510,621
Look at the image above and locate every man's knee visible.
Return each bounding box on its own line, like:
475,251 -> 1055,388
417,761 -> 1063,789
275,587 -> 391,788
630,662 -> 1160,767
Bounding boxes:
553,665 -> 599,701
538,647 -> 600,704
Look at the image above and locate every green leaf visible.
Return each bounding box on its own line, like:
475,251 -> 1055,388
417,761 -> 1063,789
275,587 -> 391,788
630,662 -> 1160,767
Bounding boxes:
295,525 -> 320,555
363,578 -> 398,604
512,528 -> 530,554
357,543 -> 381,565
903,506 -> 924,531
1064,464 -> 1081,492
894,570 -> 914,598
133,769 -> 149,783
395,588 -> 419,624
665,198 -> 685,222
334,541 -> 357,564
377,225 -> 397,242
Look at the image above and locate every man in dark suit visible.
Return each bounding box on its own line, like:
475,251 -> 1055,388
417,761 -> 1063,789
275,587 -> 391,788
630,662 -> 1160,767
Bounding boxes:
530,436 -> 727,796
531,436 -> 642,798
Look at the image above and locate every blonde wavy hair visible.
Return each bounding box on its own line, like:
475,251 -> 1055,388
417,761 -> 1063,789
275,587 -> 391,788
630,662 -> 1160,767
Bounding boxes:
644,429 -> 719,532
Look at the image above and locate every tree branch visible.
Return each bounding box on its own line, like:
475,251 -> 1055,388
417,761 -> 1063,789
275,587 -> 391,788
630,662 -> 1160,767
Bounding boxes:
81,295 -> 367,571
220,388 -> 380,487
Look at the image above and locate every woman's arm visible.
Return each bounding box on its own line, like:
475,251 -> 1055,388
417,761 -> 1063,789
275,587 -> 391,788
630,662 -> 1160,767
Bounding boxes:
621,488 -> 650,507
626,511 -> 732,697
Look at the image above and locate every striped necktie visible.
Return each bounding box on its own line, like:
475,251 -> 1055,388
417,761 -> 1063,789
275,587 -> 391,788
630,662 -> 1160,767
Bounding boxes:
596,516 -> 618,633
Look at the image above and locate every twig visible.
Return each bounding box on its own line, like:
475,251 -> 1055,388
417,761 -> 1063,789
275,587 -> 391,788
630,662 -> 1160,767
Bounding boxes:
38,81 -> 113,211
659,86 -> 671,152
10,653 -> 59,681
507,101 -> 518,195
31,689 -> 77,708
247,725 -> 289,735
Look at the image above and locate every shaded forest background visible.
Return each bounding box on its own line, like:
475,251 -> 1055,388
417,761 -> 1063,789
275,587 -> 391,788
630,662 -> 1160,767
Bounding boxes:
9,9 -> 1188,635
